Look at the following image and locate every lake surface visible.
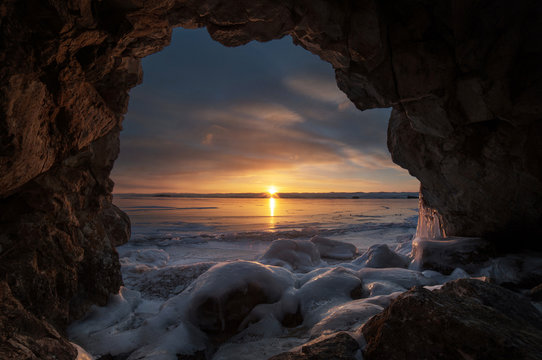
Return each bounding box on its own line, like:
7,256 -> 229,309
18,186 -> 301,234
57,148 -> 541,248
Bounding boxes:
114,195 -> 419,265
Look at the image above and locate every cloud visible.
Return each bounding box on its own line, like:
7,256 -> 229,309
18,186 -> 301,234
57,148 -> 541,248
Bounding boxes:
202,133 -> 213,145
283,74 -> 353,111
111,28 -> 418,193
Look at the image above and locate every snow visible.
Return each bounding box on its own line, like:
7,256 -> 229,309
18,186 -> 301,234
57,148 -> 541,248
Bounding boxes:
353,244 -> 409,268
259,239 -> 322,271
310,236 -> 358,260
296,267 -> 362,327
70,237 -> 460,360
310,300 -> 383,337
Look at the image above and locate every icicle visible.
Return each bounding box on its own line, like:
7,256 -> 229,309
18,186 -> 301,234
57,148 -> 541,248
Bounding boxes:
414,191 -> 446,240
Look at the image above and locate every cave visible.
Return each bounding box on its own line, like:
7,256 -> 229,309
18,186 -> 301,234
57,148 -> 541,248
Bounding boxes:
1,0 -> 541,359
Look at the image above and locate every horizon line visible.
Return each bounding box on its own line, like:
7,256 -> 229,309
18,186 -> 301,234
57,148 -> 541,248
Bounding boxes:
114,191 -> 420,199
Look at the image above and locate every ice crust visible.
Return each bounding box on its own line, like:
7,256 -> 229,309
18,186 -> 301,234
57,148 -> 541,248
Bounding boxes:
70,235 -> 540,360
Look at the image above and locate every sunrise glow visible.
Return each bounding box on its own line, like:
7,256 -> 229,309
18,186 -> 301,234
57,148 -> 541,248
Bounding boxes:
268,186 -> 278,197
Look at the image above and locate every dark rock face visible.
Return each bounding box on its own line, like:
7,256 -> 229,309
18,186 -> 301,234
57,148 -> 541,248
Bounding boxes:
0,128 -> 126,328
1,0 -> 541,357
268,332 -> 360,360
362,279 -> 542,360
0,282 -> 77,360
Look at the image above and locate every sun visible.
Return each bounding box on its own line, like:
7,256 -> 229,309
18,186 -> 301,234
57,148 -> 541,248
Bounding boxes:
267,186 -> 278,197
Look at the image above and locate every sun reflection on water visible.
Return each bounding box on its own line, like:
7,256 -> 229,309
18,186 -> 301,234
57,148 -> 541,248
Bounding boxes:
269,197 -> 276,218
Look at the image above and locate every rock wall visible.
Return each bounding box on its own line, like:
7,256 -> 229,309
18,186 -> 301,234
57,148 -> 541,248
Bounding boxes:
1,0 -> 541,357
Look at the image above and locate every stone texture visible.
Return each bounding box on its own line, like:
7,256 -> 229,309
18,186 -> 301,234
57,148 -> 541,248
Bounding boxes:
1,0 -> 541,357
362,279 -> 542,360
268,332 -> 360,360
100,204 -> 131,247
0,282 -> 77,360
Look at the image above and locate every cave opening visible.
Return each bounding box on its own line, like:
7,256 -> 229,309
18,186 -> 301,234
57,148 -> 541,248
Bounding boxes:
2,1 -> 542,359
108,26 -> 420,261
66,28 -> 422,358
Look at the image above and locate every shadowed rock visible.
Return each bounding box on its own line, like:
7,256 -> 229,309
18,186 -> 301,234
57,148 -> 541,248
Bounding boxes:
268,332 -> 360,360
362,279 -> 542,360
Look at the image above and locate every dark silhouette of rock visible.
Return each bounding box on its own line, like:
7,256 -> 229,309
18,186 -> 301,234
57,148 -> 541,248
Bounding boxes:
531,283 -> 542,302
268,332 -> 360,360
362,279 -> 542,360
1,0 -> 541,357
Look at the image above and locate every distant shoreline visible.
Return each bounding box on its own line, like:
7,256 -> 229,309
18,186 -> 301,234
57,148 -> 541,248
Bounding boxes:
115,192 -> 419,199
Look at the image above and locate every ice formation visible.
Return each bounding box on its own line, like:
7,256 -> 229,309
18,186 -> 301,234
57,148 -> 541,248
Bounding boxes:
69,229 -> 542,360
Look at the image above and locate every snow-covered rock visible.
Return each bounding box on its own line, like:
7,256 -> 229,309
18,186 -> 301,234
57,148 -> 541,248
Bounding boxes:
411,236 -> 492,274
310,236 -> 358,260
259,239 -> 322,271
353,244 -> 409,268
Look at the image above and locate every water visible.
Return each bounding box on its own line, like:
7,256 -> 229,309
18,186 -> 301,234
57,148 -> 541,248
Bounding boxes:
114,195 -> 419,265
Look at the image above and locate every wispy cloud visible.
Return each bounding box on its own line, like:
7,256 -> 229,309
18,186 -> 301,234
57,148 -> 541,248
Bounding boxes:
283,74 -> 353,111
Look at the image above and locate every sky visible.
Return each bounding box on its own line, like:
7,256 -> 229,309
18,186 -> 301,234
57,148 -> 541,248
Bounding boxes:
111,28 -> 419,194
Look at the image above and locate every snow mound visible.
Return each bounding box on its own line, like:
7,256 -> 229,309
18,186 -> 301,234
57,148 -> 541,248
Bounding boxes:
310,236 -> 358,260
311,300 -> 383,337
364,281 -> 406,297
353,244 -> 409,268
259,239 -> 322,271
184,261 -> 295,337
296,267 -> 362,327
358,267 -> 437,290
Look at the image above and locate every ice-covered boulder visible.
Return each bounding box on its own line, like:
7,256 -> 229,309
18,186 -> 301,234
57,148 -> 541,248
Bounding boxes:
358,267 -> 437,291
184,261 -> 295,340
310,236 -> 358,260
297,267 -> 362,327
363,281 -> 406,297
477,254 -> 542,288
311,300 -> 383,337
411,236 -> 493,274
353,244 -> 409,268
259,239 -> 322,271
